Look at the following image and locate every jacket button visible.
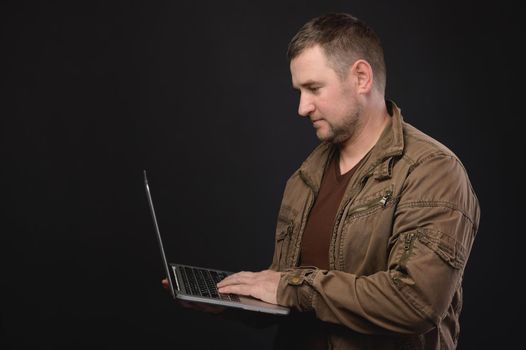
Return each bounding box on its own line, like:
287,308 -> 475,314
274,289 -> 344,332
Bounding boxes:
290,276 -> 301,285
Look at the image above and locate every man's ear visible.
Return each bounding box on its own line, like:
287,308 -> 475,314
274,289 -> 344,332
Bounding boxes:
350,59 -> 373,94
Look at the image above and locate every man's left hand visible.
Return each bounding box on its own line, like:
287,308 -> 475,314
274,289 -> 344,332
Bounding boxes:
217,269 -> 281,305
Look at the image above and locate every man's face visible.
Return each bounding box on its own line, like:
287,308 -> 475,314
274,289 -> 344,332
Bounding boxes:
290,45 -> 362,144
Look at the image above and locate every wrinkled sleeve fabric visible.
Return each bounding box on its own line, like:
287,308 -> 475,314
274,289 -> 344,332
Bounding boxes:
275,154 -> 480,335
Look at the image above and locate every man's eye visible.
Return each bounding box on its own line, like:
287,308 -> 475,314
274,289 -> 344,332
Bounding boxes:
308,87 -> 320,92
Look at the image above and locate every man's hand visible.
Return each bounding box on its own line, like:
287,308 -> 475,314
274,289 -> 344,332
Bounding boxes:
217,270 -> 281,305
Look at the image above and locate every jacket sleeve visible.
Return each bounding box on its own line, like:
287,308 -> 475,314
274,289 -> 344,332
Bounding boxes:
275,154 -> 480,335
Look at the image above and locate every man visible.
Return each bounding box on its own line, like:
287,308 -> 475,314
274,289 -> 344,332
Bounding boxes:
215,12 -> 480,349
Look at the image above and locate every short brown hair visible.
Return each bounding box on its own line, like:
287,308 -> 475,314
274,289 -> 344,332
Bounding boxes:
287,13 -> 386,93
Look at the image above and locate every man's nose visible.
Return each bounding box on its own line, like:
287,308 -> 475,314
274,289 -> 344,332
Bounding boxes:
298,94 -> 315,117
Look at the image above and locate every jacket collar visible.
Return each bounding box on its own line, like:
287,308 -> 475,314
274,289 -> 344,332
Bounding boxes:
299,100 -> 405,192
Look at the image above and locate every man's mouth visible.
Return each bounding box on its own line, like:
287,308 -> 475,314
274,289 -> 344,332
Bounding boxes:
311,119 -> 323,128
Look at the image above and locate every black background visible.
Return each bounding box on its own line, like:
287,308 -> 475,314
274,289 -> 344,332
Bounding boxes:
1,1 -> 523,349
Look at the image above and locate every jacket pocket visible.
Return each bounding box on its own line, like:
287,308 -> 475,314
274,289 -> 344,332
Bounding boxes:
345,187 -> 395,220
416,228 -> 466,270
338,188 -> 396,272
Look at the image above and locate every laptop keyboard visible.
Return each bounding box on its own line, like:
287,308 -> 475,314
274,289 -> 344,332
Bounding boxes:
179,265 -> 240,302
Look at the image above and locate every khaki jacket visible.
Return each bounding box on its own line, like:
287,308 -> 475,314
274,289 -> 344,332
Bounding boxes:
270,101 -> 480,349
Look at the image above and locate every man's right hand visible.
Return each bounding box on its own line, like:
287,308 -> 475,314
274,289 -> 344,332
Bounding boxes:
161,278 -> 226,314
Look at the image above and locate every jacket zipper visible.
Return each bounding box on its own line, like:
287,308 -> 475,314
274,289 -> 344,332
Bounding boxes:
330,175 -> 370,268
292,191 -> 315,267
399,231 -> 418,270
346,190 -> 393,218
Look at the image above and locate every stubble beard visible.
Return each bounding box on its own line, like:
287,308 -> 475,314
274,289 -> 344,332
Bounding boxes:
318,108 -> 362,145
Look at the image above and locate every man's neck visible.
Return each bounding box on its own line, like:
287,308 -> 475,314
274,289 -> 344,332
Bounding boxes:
338,99 -> 390,174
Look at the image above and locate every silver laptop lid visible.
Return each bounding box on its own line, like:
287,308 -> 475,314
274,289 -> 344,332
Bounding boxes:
143,170 -> 177,299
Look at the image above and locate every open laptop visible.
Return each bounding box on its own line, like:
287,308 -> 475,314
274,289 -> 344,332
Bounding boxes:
144,170 -> 290,315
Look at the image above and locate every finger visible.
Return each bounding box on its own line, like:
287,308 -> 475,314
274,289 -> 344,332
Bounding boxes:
235,271 -> 255,278
218,271 -> 255,287
217,275 -> 240,287
161,278 -> 169,289
218,272 -> 242,285
218,284 -> 253,297
224,271 -> 255,281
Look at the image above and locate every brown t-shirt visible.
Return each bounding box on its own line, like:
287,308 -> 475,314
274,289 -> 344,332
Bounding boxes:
300,150 -> 365,269
296,150 -> 368,350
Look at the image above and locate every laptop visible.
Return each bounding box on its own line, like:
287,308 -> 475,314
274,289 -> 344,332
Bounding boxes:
144,170 -> 290,315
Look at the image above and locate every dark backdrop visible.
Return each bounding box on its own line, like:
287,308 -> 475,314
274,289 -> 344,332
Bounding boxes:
1,1 -> 523,349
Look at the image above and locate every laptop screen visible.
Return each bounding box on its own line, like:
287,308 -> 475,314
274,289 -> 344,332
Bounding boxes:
143,170 -> 177,299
